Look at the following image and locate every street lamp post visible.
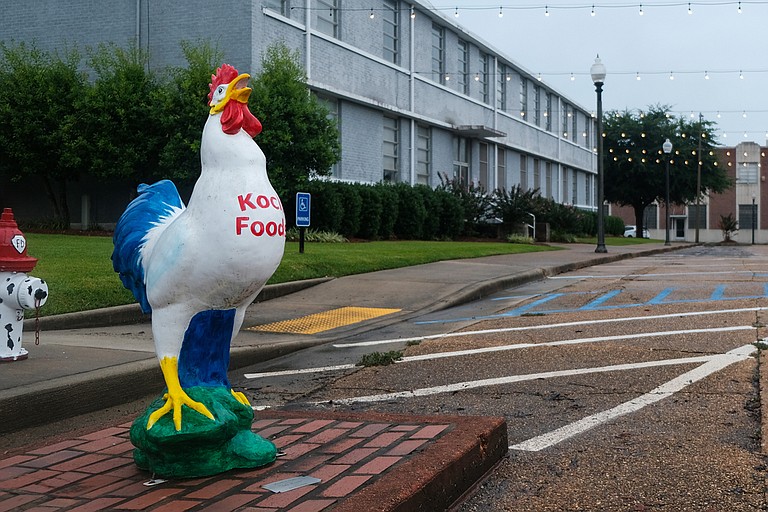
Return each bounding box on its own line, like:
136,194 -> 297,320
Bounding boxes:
752,194 -> 756,245
663,138 -> 673,246
591,55 -> 607,253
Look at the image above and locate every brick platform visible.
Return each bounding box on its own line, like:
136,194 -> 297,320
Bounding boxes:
0,411 -> 507,511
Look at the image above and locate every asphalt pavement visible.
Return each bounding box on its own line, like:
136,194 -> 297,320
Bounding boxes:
0,241 -> 701,511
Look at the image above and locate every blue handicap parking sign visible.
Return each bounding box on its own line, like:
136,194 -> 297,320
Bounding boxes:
296,192 -> 311,227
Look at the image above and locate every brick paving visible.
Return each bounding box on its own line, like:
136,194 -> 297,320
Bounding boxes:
0,411 -> 507,511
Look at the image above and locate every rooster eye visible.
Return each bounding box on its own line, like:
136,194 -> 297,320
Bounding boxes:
217,86 -> 224,94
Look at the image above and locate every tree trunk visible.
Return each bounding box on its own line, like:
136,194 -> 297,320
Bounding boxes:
41,175 -> 63,222
57,177 -> 70,228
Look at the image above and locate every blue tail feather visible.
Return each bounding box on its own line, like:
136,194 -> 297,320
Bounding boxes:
112,180 -> 185,314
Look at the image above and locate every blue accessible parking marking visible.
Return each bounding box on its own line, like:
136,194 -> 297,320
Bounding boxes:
415,284 -> 768,325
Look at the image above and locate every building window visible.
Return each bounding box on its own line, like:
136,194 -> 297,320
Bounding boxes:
264,0 -> 290,16
545,161 -> 552,198
562,167 -> 568,203
571,170 -> 578,204
458,40 -> 469,95
739,204 -> 757,231
585,117 -> 591,149
545,93 -> 552,132
688,204 -> 707,229
533,85 -> 541,126
519,77 -> 528,121
585,173 -> 592,205
497,149 -> 506,190
572,110 -> 578,143
431,23 -> 445,84
644,205 -> 658,229
453,137 -> 470,185
562,103 -> 570,138
416,125 -> 431,185
533,158 -> 540,190
520,155 -> 528,190
383,116 -> 399,182
479,52 -> 490,103
314,0 -> 338,37
737,163 -> 759,184
497,63 -> 507,111
479,143 -> 489,189
382,0 -> 399,64
315,94 -> 340,178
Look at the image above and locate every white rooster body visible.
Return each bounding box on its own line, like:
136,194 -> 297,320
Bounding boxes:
113,64 -> 285,431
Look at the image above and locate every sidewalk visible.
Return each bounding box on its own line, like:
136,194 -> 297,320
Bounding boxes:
0,242 -> 688,511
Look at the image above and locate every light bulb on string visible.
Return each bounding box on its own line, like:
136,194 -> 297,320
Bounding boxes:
369,8 -> 374,19
545,5 -> 549,16
570,73 -> 575,81
739,70 -> 744,79
687,3 -> 692,14
704,71 -> 709,80
498,6 -> 503,18
410,6 -> 415,19
636,72 -> 641,81
669,71 -> 674,80
454,7 -> 459,17
591,5 -> 595,16
743,111 -> 748,118
738,1 -> 742,13
639,4 -> 643,15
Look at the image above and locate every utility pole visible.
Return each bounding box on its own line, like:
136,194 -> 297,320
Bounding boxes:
695,113 -> 702,243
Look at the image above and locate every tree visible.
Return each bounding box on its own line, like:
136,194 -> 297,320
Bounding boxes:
156,40 -> 223,185
0,42 -> 86,225
249,43 -> 341,214
602,105 -> 731,236
74,43 -> 166,185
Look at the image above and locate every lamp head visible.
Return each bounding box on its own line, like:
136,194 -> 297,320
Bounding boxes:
663,138 -> 673,154
590,55 -> 606,83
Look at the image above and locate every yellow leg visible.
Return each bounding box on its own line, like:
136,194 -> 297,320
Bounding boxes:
147,357 -> 215,431
231,389 -> 251,406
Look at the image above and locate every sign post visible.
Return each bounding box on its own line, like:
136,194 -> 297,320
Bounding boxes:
295,192 -> 311,254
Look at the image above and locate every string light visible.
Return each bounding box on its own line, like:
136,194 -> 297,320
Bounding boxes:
636,72 -> 641,80
591,4 -> 596,16
738,1 -> 742,12
669,71 -> 675,80
499,6 -> 503,17
545,5 -> 549,16
410,6 -> 415,19
688,2 -> 693,14
369,8 -> 374,19
454,7 -> 459,17
739,70 -> 744,79
704,71 -> 709,79
639,3 -> 644,15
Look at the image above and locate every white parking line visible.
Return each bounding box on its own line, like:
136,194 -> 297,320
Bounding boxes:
332,306 -> 767,348
510,344 -> 755,451
310,345 -> 755,405
245,326 -> 754,379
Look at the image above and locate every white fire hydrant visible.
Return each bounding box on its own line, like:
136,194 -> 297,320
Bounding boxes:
0,208 -> 48,362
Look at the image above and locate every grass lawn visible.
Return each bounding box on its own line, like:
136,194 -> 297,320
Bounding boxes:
24,234 -> 562,316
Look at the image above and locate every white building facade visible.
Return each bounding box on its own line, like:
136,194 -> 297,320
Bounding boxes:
3,0 -> 599,218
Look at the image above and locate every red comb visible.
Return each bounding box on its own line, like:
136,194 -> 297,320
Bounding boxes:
208,64 -> 240,105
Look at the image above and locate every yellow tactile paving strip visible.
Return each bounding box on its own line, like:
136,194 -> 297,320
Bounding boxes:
247,306 -> 402,335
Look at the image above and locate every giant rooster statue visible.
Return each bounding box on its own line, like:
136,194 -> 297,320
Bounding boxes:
112,64 -> 285,478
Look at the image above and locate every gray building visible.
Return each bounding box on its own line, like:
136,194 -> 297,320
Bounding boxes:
3,0 -> 598,227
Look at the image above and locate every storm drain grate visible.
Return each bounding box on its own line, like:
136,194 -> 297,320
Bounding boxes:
247,306 -> 402,335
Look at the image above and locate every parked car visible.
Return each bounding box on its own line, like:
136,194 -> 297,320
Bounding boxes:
623,225 -> 649,238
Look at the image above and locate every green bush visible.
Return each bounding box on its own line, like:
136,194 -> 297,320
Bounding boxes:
336,182 -> 362,238
414,184 -> 441,240
375,183 -> 399,239
355,184 -> 383,239
393,183 -> 427,239
434,189 -> 464,239
306,180 -> 343,233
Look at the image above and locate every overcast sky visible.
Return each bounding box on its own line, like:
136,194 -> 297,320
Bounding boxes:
428,0 -> 768,147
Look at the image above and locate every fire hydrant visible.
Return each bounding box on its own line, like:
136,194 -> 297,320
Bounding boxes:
0,208 -> 48,362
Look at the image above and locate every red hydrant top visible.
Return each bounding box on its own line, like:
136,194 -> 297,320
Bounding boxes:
0,208 -> 38,272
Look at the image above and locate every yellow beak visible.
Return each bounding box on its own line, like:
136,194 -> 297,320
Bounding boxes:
210,73 -> 251,114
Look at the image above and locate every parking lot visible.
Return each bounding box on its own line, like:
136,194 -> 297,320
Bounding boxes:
238,245 -> 768,510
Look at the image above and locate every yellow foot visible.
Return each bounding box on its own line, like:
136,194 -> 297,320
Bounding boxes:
146,356 -> 215,431
231,389 -> 251,406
